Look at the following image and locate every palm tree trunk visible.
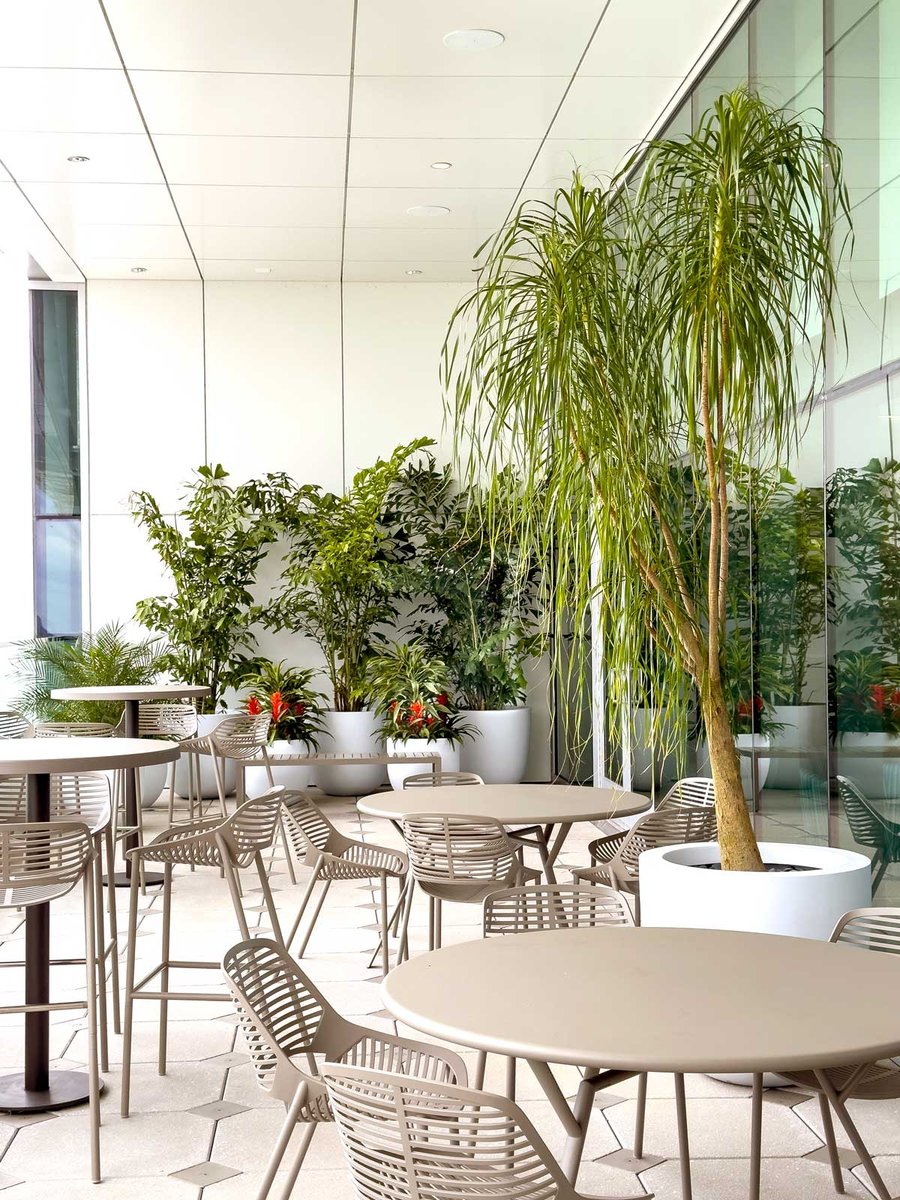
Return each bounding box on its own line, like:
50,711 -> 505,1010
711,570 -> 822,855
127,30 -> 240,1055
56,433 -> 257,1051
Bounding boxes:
701,674 -> 765,872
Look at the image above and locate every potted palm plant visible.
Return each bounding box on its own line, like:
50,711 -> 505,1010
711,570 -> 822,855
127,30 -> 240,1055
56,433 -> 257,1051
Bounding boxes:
241,660 -> 326,796
445,89 -> 871,935
366,640 -> 468,789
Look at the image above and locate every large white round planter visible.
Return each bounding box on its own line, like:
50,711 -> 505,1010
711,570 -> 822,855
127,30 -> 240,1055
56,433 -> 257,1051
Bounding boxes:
314,711 -> 385,797
459,707 -> 530,784
245,739 -> 310,798
840,732 -> 900,800
139,762 -> 169,810
641,840 -> 872,1086
173,712 -> 237,799
767,704 -> 826,790
385,737 -> 460,790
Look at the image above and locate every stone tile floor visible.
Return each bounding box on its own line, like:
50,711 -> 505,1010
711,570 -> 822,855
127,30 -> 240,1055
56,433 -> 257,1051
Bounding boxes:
0,786 -> 895,1198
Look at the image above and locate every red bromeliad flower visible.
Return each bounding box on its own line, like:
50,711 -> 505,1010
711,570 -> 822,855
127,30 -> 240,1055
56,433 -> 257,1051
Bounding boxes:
737,700 -> 751,719
293,702 -> 305,716
871,684 -> 887,714
247,695 -> 262,716
435,693 -> 449,708
407,699 -> 425,729
270,691 -> 288,723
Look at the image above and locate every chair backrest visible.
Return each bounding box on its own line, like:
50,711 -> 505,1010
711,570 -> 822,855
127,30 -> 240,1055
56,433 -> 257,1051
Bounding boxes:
221,937 -> 334,1105
403,771 -> 484,788
830,906 -> 900,953
0,712 -> 29,739
139,702 -> 197,740
616,804 -> 717,876
836,776 -> 893,849
484,883 -> 634,936
401,813 -> 516,884
35,721 -> 117,738
210,713 -> 272,760
322,1063 -> 577,1200
0,774 -> 112,833
281,791 -> 337,857
0,821 -> 94,905
660,777 -> 716,809
217,788 -> 285,864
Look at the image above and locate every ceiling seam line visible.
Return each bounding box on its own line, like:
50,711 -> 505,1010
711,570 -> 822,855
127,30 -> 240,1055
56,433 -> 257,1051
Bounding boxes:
339,0 -> 360,493
96,0 -> 204,281
0,151 -> 85,280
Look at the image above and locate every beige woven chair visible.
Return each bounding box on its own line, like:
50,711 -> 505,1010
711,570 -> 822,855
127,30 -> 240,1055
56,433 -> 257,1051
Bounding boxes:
776,907 -> 900,1200
587,776 -> 716,867
400,813 -> 541,955
0,822 -> 100,1181
322,1062 -> 649,1200
281,791 -> 409,974
575,804 -> 717,922
120,787 -> 286,1116
0,712 -> 29,738
402,771 -> 484,787
179,712 -> 273,820
137,702 -> 198,822
222,937 -> 467,1200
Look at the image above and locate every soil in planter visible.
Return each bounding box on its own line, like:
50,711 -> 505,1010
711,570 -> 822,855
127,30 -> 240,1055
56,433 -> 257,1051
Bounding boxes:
696,862 -> 815,873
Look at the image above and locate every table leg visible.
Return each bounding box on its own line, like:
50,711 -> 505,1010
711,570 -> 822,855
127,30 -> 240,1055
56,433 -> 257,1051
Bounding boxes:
543,823 -> 573,882
749,1073 -> 763,1200
0,774 -> 94,1113
673,1073 -> 693,1200
106,700 -> 163,888
814,1069 -> 892,1200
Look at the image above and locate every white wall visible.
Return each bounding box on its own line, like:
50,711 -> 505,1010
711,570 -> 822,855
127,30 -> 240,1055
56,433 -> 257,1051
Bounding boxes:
83,278 -> 553,779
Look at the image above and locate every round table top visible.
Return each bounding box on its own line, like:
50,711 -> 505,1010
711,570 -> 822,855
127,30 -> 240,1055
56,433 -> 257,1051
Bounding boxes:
358,783 -> 648,824
51,684 -> 210,702
383,926 -> 900,1075
0,737 -> 180,774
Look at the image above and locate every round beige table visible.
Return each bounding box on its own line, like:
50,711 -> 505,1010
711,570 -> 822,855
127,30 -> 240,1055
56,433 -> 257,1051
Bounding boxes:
383,925 -> 900,1199
0,737 -> 179,1114
51,685 -> 209,886
359,783 -> 648,883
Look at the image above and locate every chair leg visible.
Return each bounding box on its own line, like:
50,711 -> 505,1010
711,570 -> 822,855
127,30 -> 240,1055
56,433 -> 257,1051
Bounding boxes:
379,874 -> 390,977
278,1119 -> 317,1200
815,1072 -> 892,1200
255,852 -> 285,947
818,1093 -> 845,1195
287,860 -> 323,949
633,1073 -> 648,1157
83,865 -> 101,1183
871,852 -> 889,895
397,876 -> 415,964
473,1050 -> 487,1089
428,896 -> 436,952
295,878 -> 332,959
222,856 -> 252,942
92,842 -> 109,1073
749,1073 -> 763,1200
158,864 -> 173,1076
104,824 -> 121,1034
434,898 -> 442,949
256,1085 -> 309,1200
120,866 -> 142,1117
673,1072 -> 693,1200
279,814 -> 297,885
505,1056 -> 516,1100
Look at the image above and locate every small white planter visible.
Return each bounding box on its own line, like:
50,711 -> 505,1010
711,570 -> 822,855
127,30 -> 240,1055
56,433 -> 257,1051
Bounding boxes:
314,710 -> 386,797
173,712 -> 237,799
385,737 -> 460,790
245,739 -> 311,798
840,732 -> 900,800
459,707 -> 530,784
767,704 -> 826,790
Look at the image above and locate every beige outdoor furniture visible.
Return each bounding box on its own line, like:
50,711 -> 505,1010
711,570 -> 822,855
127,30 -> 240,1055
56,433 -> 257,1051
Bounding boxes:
120,787 -> 286,1117
137,702 -> 198,821
576,804 -> 717,922
0,712 -> 29,738
281,790 -> 408,974
221,937 -> 467,1200
322,1062 -> 648,1200
382,924 -> 900,1199
587,776 -> 715,866
0,822 -> 100,1180
179,711 -> 273,821
836,776 -> 900,894
400,813 -> 541,955
402,770 -> 484,787
777,907 -> 900,1200
360,782 -> 649,885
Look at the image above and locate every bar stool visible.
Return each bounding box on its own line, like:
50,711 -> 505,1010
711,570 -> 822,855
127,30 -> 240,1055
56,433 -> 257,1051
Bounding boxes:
120,787 -> 287,1116
402,771 -> 484,787
0,712 -> 30,738
179,713 -> 272,820
137,702 -> 198,822
0,822 -> 101,1181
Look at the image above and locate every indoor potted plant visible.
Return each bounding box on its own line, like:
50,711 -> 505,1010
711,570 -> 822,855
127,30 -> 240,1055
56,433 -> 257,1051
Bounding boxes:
240,660 -> 326,796
132,463 -> 288,797
366,640 -> 468,789
444,89 -> 870,935
267,439 -> 431,795
830,650 -> 900,799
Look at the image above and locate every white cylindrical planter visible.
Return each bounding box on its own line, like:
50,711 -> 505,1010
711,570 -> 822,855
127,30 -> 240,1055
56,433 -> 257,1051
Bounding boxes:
245,739 -> 310,798
314,711 -> 386,797
173,712 -> 237,799
767,704 -> 826,790
459,707 -> 530,784
840,732 -> 900,800
385,737 -> 460,790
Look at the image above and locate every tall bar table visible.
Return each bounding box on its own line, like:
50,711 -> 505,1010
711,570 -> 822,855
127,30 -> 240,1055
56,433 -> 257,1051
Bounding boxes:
50,685 -> 209,887
0,736 -> 178,1112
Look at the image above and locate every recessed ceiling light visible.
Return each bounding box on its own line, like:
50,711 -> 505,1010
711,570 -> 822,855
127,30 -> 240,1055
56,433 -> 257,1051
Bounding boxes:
254,266 -> 272,274
405,269 -> 423,276
130,266 -> 147,273
442,28 -> 504,51
67,155 -> 90,163
406,205 -> 451,217
430,161 -> 453,170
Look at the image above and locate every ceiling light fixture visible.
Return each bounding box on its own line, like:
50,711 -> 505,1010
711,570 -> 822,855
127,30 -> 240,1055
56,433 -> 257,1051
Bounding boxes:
430,161 -> 453,170
442,28 -> 504,51
67,155 -> 90,163
131,266 -> 147,273
405,269 -> 423,276
406,204 -> 450,217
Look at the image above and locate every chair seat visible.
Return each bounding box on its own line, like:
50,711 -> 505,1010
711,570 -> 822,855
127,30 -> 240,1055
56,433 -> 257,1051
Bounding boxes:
782,1061 -> 900,1100
319,849 -> 407,882
419,866 -> 541,905
587,830 -> 628,863
572,863 -> 638,893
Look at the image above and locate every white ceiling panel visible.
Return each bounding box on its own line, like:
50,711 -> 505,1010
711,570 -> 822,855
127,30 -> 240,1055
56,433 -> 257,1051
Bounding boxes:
342,260 -> 481,283
348,138 -> 541,189
199,259 -> 342,282
355,0 -> 601,77
67,223 -> 193,260
580,0 -> 741,77
172,185 -> 344,228
351,77 -> 568,140
0,68 -> 143,134
0,0 -> 118,69
104,0 -> 355,75
153,135 -> 347,187
0,131 -> 162,184
549,75 -> 684,140
526,138 -> 638,190
78,257 -> 201,280
130,72 -> 351,138
0,178 -> 82,279
345,187 -> 520,230
22,182 -> 180,230
185,226 -> 343,261
343,227 -> 492,262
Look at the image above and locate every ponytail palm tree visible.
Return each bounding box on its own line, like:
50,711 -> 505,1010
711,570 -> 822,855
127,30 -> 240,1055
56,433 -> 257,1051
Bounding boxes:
444,89 -> 849,871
